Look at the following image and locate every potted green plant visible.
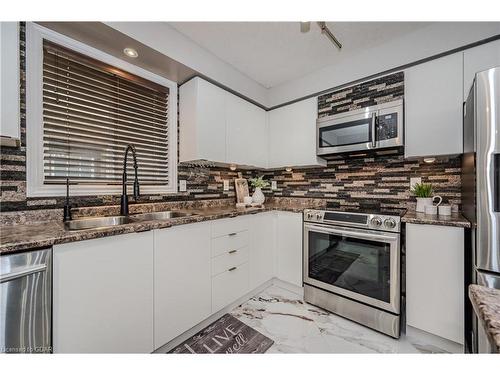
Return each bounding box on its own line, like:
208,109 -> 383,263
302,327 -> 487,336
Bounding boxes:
249,176 -> 270,205
410,182 -> 442,212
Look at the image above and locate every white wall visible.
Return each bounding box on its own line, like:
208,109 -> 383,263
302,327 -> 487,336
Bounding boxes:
105,22 -> 268,105
267,23 -> 500,107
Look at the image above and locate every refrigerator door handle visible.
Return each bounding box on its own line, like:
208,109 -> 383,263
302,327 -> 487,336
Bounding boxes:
494,154 -> 499,212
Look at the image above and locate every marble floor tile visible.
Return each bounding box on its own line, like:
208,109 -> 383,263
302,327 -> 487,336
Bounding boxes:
231,285 -> 463,354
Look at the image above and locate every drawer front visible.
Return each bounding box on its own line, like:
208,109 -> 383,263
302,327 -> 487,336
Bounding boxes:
211,230 -> 249,257
212,262 -> 249,313
211,216 -> 249,238
211,246 -> 249,276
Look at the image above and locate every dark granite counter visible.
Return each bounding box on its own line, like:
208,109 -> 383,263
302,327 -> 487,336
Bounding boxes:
469,284 -> 500,353
402,210 -> 471,228
0,200 -> 325,255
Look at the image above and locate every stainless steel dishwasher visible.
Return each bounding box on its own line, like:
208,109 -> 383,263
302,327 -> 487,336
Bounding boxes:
1,248 -> 52,353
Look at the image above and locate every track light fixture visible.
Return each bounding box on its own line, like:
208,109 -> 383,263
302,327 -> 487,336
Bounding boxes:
300,22 -> 342,50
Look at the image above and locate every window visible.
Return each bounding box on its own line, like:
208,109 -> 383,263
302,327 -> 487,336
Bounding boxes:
27,23 -> 177,196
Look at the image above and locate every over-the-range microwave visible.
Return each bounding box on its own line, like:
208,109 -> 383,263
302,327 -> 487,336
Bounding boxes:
316,99 -> 404,156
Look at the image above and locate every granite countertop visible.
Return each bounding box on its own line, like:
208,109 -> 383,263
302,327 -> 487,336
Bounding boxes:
402,210 -> 471,228
0,202 -> 325,255
469,284 -> 500,353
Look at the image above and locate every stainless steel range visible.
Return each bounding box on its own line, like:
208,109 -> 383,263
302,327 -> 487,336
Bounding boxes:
303,208 -> 403,338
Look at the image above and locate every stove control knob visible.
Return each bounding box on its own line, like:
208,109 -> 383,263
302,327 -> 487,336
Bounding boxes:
316,213 -> 322,220
306,212 -> 314,220
371,217 -> 382,227
384,218 -> 397,229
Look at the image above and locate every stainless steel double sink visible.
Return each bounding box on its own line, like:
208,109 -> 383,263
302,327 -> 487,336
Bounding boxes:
63,211 -> 197,231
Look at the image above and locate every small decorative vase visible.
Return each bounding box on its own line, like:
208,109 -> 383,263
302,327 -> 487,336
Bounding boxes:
252,187 -> 265,205
416,197 -> 433,212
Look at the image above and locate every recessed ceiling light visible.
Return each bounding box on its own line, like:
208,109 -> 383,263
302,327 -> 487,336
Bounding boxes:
423,158 -> 436,164
123,48 -> 138,58
229,164 -> 237,171
285,167 -> 293,172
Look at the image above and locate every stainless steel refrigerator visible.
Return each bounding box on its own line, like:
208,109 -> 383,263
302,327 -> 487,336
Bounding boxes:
462,66 -> 500,353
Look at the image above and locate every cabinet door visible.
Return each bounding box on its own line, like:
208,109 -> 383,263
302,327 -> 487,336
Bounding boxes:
406,224 -> 464,344
53,232 -> 154,353
0,22 -> 20,140
196,79 -> 227,163
249,212 -> 276,289
212,262 -> 250,313
226,92 -> 267,168
463,40 -> 500,99
179,77 -> 226,163
276,211 -> 303,287
405,53 -> 463,158
154,222 -> 212,349
268,98 -> 326,168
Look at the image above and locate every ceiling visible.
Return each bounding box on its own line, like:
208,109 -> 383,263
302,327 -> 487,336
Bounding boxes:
168,22 -> 433,88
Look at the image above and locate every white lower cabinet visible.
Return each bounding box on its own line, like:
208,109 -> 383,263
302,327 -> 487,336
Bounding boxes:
52,211 -> 305,352
211,216 -> 251,312
249,212 -> 276,289
154,222 -> 212,349
276,211 -> 303,287
53,232 -> 154,353
212,263 -> 250,313
405,223 -> 464,344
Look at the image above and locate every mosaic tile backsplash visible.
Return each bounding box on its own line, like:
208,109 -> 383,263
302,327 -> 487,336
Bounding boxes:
318,72 -> 404,117
0,24 -> 460,215
258,154 -> 461,211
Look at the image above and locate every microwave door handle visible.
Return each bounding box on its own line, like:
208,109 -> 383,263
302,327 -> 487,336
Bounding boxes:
371,113 -> 376,148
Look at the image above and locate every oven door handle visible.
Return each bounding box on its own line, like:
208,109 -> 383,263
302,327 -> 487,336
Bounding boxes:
304,223 -> 399,243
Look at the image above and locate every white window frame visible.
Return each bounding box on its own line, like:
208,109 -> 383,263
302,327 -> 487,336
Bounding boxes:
26,22 -> 178,197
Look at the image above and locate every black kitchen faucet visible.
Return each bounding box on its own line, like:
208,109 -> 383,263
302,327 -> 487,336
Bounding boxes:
120,144 -> 140,216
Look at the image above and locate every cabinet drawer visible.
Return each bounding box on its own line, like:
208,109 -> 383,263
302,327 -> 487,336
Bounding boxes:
211,230 -> 249,257
211,246 -> 249,276
212,262 -> 249,313
211,217 -> 249,238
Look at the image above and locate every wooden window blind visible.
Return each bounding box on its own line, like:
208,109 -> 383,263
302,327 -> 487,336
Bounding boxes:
42,40 -> 170,186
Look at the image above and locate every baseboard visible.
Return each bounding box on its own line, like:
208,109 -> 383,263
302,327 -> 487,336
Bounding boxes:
153,279 -> 274,353
406,325 -> 464,353
271,278 -> 304,297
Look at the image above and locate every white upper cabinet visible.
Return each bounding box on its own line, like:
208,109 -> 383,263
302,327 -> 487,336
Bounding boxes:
268,98 -> 326,168
226,92 -> 268,168
463,39 -> 500,99
179,77 -> 226,164
404,53 -> 463,158
179,77 -> 267,168
0,22 -> 20,141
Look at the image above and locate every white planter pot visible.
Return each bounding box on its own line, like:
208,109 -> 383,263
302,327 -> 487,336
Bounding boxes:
416,197 -> 433,212
252,187 -> 265,205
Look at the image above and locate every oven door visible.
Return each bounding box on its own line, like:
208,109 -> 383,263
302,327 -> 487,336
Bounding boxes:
303,223 -> 400,314
316,110 -> 377,155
